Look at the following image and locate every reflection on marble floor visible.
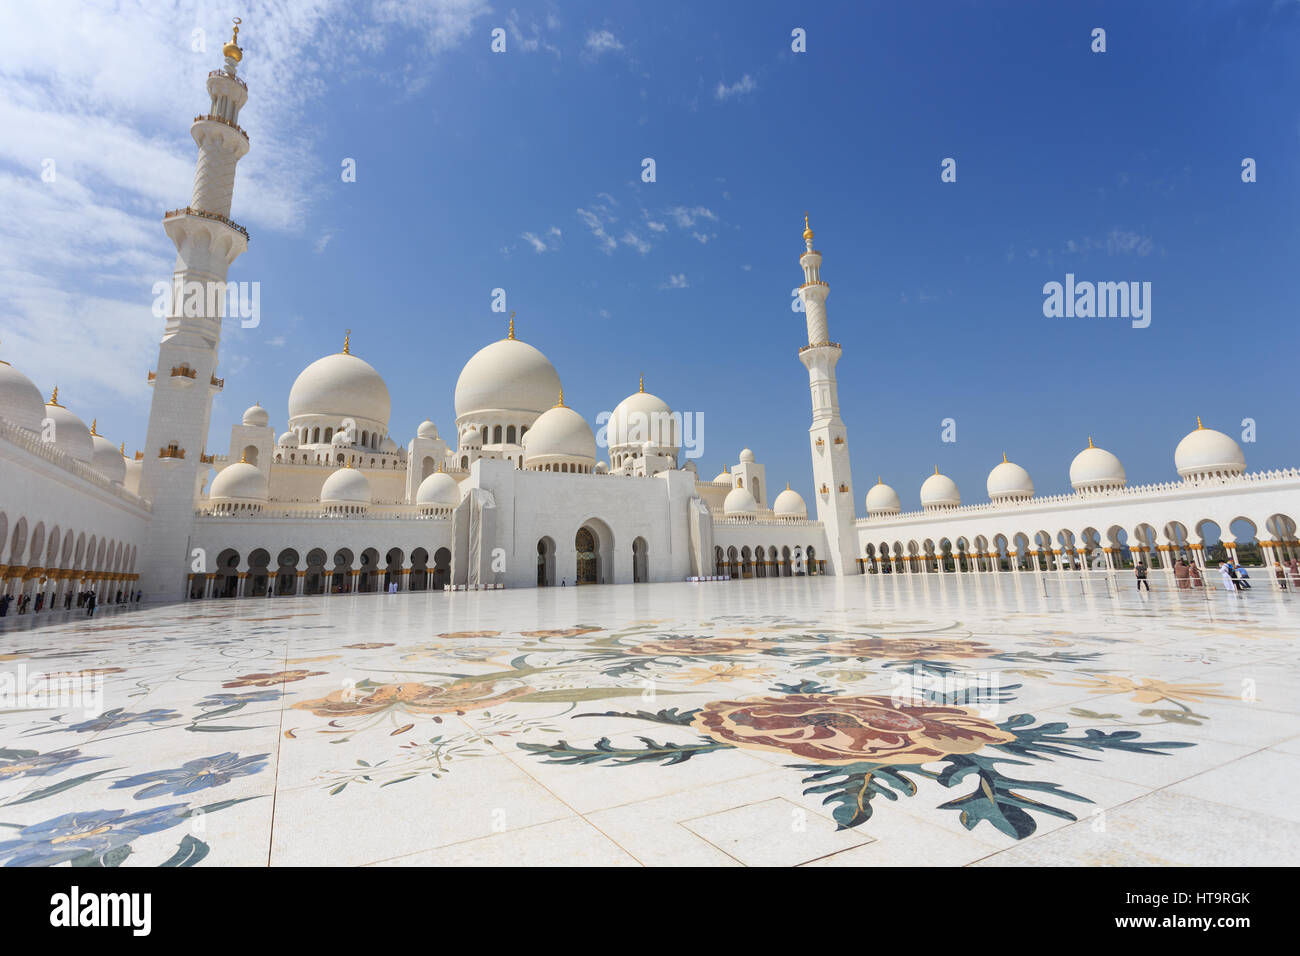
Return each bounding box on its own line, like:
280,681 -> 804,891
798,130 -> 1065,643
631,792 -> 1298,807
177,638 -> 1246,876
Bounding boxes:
1,575 -> 1297,866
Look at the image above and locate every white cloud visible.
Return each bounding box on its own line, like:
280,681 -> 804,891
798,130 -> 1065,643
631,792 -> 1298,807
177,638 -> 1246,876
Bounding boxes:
645,219 -> 667,232
0,0 -> 492,416
666,205 -> 717,229
521,232 -> 548,253
505,8 -> 562,58
314,233 -> 333,254
661,273 -> 689,289
585,30 -> 623,56
620,231 -> 651,254
714,74 -> 756,101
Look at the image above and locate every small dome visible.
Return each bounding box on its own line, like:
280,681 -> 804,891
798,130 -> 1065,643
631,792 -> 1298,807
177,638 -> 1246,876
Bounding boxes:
713,466 -> 732,484
1070,439 -> 1125,492
987,456 -> 1034,502
0,361 -> 46,432
417,419 -> 439,440
320,467 -> 371,505
242,403 -> 269,427
594,461 -> 608,474
739,447 -> 755,463
865,478 -> 901,515
772,485 -> 807,518
683,459 -> 697,474
209,461 -> 268,502
454,335 -> 562,421
920,470 -> 960,511
277,431 -> 299,448
415,471 -> 460,509
723,485 -> 757,516
1175,419 -> 1245,480
380,436 -> 397,453
42,393 -> 93,462
90,430 -> 125,484
459,425 -> 482,447
607,387 -> 677,451
523,402 -> 596,467
288,348 -> 391,427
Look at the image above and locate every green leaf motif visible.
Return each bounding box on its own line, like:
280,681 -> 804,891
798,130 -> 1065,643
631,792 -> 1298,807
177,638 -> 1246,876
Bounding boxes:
576,707 -> 699,726
796,762 -> 925,830
518,736 -> 731,766
161,835 -> 209,867
4,768 -> 120,807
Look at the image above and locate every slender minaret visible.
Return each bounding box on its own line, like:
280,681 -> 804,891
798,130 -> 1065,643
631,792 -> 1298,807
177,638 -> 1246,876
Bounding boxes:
796,215 -> 859,575
138,20 -> 251,601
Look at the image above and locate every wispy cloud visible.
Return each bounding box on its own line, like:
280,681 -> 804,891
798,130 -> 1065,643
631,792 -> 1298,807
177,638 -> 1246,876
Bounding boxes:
521,226 -> 562,253
661,273 -> 689,289
714,74 -> 756,101
505,8 -> 563,58
585,30 -> 623,56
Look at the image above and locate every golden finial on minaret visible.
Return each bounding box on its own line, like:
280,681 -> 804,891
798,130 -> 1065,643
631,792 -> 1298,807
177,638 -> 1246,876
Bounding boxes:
1196,416 -> 1204,430
223,17 -> 243,62
877,475 -> 882,485
48,386 -> 61,407
1088,436 -> 1095,448
507,311 -> 517,340
341,329 -> 351,354
802,212 -> 813,242
639,373 -> 644,393
1002,452 -> 1008,464
786,481 -> 791,491
934,464 -> 939,475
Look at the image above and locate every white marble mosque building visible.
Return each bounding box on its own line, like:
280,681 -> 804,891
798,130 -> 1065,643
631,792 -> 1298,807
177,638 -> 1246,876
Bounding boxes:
3,27 -> 1300,608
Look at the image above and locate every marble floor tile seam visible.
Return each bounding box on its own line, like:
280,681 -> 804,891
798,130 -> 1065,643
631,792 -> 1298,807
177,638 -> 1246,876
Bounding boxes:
356,811 -> 642,867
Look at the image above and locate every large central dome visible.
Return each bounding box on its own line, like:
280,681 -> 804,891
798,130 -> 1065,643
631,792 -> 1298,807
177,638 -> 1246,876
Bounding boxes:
454,337 -> 562,421
288,351 -> 391,426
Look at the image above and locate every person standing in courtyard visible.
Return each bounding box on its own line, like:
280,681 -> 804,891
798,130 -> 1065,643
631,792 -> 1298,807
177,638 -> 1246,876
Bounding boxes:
86,590 -> 96,617
1220,561 -> 1236,591
1135,561 -> 1150,592
1174,560 -> 1189,589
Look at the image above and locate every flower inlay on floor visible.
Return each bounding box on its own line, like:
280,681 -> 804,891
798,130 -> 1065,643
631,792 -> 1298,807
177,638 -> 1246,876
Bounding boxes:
1,577 -> 1297,867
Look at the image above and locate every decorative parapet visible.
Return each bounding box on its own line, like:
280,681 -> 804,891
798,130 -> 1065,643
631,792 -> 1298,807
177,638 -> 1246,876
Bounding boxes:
208,69 -> 247,90
713,515 -> 822,527
855,467 -> 1300,527
210,374 -> 224,389
162,206 -> 250,241
199,452 -> 215,464
193,113 -> 249,142
798,341 -> 840,353
170,365 -> 197,379
146,370 -> 156,382
159,443 -> 185,460
0,419 -> 151,511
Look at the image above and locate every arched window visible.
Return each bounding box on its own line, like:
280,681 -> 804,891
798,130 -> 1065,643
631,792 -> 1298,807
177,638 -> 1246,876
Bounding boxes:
312,427 -> 320,443
507,425 -> 516,444
324,427 -> 333,442
461,456 -> 469,469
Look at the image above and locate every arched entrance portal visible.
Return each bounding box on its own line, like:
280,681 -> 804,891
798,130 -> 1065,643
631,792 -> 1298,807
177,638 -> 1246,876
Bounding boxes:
576,527 -> 598,585
537,537 -> 556,587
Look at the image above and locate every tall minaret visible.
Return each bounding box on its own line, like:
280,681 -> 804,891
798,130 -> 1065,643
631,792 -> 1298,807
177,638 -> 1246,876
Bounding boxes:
138,20 -> 251,601
796,215 -> 859,575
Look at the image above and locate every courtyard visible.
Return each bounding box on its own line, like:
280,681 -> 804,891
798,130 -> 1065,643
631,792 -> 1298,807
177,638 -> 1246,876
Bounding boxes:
0,574 -> 1297,867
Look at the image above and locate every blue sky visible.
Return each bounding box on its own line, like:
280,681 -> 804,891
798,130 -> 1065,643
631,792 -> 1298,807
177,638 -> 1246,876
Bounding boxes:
3,0 -> 1297,509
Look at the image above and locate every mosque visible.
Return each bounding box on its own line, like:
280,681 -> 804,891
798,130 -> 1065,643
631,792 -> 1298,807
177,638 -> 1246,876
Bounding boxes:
2,26 -> 1299,607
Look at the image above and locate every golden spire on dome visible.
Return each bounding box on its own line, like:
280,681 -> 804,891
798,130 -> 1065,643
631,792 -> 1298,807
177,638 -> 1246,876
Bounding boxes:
639,373 -> 644,393
802,212 -> 813,242
1002,452 -> 1008,463
48,386 -> 61,407
877,475 -> 882,485
341,329 -> 351,354
1088,436 -> 1094,448
785,481 -> 791,491
508,312 -> 516,340
555,387 -> 564,408
90,419 -> 99,436
1196,416 -> 1204,430
119,442 -> 126,455
223,17 -> 243,62
934,464 -> 939,475
240,450 -> 248,463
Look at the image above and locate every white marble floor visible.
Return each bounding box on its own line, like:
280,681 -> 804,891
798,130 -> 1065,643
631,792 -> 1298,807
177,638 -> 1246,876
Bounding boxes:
1,574 -> 1297,866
